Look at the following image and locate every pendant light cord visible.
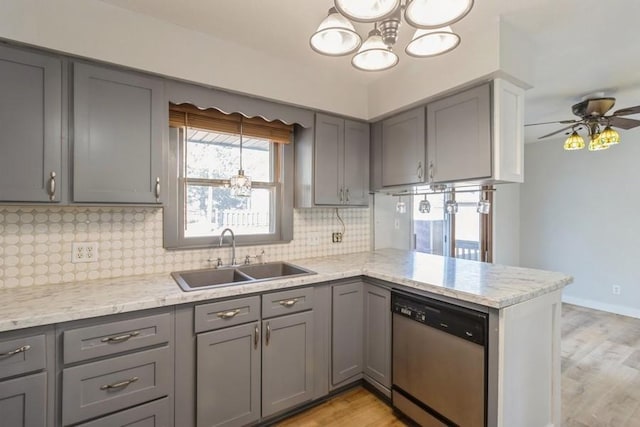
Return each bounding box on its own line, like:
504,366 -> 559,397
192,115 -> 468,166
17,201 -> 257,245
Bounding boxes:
239,116 -> 244,171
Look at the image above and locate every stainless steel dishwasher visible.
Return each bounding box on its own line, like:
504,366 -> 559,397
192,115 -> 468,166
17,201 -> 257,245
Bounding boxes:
392,290 -> 488,427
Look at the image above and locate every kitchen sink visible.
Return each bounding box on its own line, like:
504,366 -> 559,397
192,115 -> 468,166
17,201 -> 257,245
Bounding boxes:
171,261 -> 315,292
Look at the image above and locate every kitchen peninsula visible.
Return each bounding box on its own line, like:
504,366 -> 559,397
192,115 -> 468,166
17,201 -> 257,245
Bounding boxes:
0,249 -> 571,427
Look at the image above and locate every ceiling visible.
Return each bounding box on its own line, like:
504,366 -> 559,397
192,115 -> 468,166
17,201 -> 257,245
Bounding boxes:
100,0 -> 640,143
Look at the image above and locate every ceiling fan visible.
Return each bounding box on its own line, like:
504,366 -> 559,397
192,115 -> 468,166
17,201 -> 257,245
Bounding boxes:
526,96 -> 640,151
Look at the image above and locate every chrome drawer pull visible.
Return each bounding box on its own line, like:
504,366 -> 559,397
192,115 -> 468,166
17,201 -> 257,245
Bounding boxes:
279,298 -> 298,308
217,309 -> 240,319
101,331 -> 140,343
100,376 -> 139,390
0,344 -> 31,357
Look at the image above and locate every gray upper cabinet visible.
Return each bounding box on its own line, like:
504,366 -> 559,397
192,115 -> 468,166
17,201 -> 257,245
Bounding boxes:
331,281 -> 364,386
296,113 -> 369,207
427,84 -> 491,183
363,284 -> 391,390
0,45 -> 62,202
197,322 -> 261,427
73,62 -> 164,203
262,311 -> 314,418
381,107 -> 426,187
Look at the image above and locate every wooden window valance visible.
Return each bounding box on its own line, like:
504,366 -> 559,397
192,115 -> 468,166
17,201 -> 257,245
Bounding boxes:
169,103 -> 292,144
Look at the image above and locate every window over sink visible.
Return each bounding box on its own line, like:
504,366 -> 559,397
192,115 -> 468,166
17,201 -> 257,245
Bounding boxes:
164,103 -> 294,249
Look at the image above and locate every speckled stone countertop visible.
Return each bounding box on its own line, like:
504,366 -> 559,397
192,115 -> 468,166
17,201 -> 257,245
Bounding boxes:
0,249 -> 572,332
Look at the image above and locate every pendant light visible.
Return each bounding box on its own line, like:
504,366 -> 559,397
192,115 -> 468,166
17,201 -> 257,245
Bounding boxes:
563,130 -> 585,151
229,117 -> 252,197
405,26 -> 460,57
588,133 -> 609,151
352,27 -> 399,71
418,194 -> 431,213
600,125 -> 620,146
310,7 -> 361,56
445,199 -> 458,214
396,196 -> 407,214
404,0 -> 474,29
334,0 -> 401,23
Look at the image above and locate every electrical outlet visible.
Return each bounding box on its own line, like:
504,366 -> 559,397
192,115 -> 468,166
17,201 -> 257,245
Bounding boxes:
72,242 -> 99,263
332,232 -> 343,243
612,285 -> 621,295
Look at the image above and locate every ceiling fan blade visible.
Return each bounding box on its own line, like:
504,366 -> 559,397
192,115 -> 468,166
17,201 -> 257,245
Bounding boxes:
537,124 -> 576,140
612,105 -> 640,117
608,116 -> 640,130
525,119 -> 578,127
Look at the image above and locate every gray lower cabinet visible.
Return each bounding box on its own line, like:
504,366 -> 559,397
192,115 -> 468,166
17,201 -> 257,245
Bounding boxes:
0,372 -> 46,427
262,311 -> 314,418
426,83 -> 491,183
381,107 -> 426,187
196,322 -> 261,427
331,281 -> 363,386
76,397 -> 170,427
363,284 -> 391,390
73,62 -> 164,203
0,44 -> 62,202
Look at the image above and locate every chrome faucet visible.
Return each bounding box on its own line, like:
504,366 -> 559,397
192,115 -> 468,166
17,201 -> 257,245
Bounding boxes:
219,228 -> 236,266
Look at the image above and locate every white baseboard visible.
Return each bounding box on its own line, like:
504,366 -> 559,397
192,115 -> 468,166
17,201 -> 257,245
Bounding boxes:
562,295 -> 640,319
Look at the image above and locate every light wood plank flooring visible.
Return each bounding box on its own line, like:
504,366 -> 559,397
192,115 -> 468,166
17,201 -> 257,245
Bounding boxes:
280,304 -> 640,427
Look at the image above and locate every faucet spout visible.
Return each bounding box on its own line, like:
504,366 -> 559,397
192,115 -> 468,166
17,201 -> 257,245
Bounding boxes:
219,228 -> 236,266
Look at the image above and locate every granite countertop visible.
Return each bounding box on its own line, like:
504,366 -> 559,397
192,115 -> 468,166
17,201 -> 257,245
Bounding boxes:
0,249 -> 572,332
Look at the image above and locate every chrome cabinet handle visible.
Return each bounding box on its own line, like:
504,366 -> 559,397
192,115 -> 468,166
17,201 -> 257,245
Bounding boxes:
279,298 -> 298,308
338,187 -> 344,203
429,161 -> 434,181
155,177 -> 161,202
266,322 -> 271,346
100,376 -> 139,391
416,162 -> 423,180
345,188 -> 350,202
217,309 -> 240,319
0,344 -> 31,357
48,172 -> 56,201
254,324 -> 259,349
101,331 -> 140,343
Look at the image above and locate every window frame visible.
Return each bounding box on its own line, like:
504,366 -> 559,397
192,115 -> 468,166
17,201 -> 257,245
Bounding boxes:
164,125 -> 294,250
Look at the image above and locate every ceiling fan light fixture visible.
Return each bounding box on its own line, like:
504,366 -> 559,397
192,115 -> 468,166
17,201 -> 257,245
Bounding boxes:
310,8 -> 362,56
404,0 -> 474,29
351,29 -> 399,71
588,133 -> 609,151
334,0 -> 400,23
600,126 -> 620,146
563,131 -> 585,151
405,27 -> 460,57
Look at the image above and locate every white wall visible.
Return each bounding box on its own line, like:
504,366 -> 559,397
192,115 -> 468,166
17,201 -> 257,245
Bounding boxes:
520,135 -> 640,318
493,183 -> 521,266
373,194 -> 413,250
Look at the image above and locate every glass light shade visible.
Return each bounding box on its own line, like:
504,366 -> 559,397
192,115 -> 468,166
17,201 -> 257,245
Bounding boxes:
418,198 -> 431,214
396,198 -> 407,214
445,199 -> 458,214
334,0 -> 400,23
600,126 -> 620,146
230,170 -> 252,197
563,131 -> 585,151
352,30 -> 399,71
405,0 -> 474,29
310,8 -> 361,56
405,27 -> 460,57
588,133 -> 609,151
476,199 -> 491,215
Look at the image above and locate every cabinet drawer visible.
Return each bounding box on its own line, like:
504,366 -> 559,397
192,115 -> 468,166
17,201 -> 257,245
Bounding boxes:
194,296 -> 260,333
63,312 -> 171,364
262,287 -> 314,319
0,333 -> 46,380
77,397 -> 170,427
62,346 -> 171,426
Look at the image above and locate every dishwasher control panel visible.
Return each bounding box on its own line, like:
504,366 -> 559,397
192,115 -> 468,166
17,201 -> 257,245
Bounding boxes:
392,291 -> 487,346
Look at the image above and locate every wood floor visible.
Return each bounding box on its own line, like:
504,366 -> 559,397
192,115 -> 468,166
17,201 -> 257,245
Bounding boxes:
279,304 -> 640,427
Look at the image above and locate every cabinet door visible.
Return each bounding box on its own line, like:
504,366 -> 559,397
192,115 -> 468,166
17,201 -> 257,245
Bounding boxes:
0,45 -> 61,202
0,372 -> 46,427
197,322 -> 260,427
363,284 -> 391,389
314,113 -> 344,205
343,120 -> 370,206
381,107 -> 425,187
332,282 -> 364,386
73,63 -> 164,203
262,311 -> 314,418
427,84 -> 491,183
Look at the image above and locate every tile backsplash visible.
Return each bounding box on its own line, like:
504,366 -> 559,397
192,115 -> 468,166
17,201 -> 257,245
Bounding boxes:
0,206 -> 371,288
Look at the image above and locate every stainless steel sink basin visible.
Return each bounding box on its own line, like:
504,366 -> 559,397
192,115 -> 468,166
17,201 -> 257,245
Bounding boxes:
171,262 -> 315,292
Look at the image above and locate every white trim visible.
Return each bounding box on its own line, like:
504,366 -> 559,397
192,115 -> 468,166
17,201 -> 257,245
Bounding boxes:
562,295 -> 640,319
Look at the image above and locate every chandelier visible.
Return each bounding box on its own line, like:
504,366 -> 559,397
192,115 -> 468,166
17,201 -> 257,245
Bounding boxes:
310,0 -> 473,71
